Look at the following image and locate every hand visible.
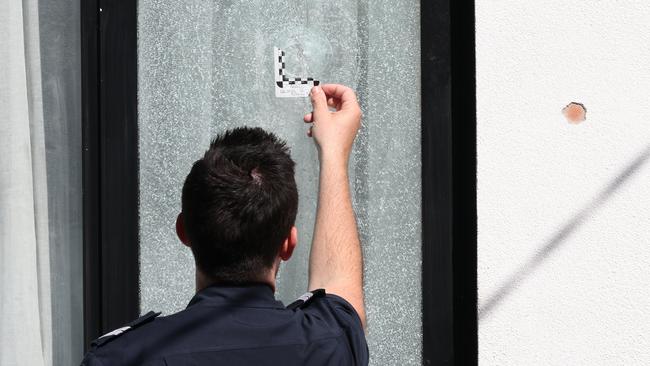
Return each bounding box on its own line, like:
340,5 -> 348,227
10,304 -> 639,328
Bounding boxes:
303,84 -> 362,162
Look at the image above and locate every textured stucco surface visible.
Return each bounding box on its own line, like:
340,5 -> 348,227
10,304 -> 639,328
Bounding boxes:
477,2 -> 650,364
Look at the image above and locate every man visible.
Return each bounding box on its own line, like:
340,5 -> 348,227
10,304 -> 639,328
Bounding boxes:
81,84 -> 368,365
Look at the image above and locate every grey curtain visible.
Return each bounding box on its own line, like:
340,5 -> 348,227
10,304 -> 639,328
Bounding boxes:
0,0 -> 83,365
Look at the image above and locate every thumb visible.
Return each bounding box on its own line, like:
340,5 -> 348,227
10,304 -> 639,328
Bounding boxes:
310,86 -> 328,120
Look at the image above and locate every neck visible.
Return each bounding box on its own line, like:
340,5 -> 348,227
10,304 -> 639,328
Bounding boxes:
195,267 -> 278,293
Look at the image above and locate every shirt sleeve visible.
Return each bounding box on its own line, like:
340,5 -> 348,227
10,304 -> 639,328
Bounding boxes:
310,293 -> 369,365
80,353 -> 105,366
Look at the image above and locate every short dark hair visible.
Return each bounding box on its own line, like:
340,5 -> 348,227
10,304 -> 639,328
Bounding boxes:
181,127 -> 298,283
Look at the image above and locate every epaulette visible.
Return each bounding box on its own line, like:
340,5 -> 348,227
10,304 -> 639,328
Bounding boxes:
90,311 -> 161,349
286,289 -> 326,310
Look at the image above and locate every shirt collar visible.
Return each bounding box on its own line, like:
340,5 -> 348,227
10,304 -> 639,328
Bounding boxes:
187,283 -> 285,309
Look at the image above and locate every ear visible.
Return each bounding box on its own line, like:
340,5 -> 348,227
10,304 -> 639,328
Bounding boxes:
279,226 -> 298,261
176,212 -> 191,248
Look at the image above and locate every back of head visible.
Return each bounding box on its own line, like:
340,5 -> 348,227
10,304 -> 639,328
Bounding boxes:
181,127 -> 298,283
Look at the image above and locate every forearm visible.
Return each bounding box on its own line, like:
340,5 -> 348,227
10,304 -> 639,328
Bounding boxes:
304,83 -> 365,326
308,153 -> 365,324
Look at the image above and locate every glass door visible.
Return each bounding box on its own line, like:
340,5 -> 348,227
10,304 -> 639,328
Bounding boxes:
83,0 -> 480,364
137,1 -> 422,364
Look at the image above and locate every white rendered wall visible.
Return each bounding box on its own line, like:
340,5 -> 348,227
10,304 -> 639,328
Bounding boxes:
477,2 -> 650,365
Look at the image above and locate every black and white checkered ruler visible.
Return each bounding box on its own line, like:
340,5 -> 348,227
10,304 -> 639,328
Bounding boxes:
274,46 -> 320,98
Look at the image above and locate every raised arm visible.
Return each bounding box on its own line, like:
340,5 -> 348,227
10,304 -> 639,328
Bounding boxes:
303,84 -> 365,328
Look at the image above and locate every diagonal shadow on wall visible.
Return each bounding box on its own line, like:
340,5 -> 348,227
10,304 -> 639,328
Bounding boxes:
479,144 -> 650,320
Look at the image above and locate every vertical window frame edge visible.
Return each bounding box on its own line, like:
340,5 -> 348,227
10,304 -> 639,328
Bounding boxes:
82,0 -> 140,350
450,0 -> 478,364
81,0 -> 101,350
421,0 -> 478,365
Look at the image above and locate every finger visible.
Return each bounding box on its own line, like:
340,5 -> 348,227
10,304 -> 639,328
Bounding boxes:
325,98 -> 343,112
309,86 -> 328,120
303,112 -> 313,123
320,84 -> 359,111
327,97 -> 343,112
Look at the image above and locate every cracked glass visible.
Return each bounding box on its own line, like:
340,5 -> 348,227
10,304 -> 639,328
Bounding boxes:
138,1 -> 421,364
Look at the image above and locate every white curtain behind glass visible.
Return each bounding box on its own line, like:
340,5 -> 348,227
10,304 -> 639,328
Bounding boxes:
0,0 -> 52,365
0,0 -> 83,365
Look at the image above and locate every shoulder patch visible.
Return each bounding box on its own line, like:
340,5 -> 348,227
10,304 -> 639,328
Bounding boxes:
287,289 -> 326,310
91,311 -> 161,349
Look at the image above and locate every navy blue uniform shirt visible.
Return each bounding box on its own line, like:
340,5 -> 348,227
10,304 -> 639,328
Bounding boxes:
81,284 -> 368,365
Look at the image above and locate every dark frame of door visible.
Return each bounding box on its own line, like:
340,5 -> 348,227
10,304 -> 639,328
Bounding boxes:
80,0 -> 477,364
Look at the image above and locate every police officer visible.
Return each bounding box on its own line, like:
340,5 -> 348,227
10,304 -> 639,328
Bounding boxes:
81,84 -> 368,365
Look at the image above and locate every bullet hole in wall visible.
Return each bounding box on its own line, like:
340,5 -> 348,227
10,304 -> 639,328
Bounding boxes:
563,102 -> 587,124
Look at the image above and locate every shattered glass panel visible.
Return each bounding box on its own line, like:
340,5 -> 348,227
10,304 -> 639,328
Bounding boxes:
138,1 -> 421,364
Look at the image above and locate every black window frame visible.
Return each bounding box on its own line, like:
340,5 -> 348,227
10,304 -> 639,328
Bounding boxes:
81,0 -> 477,364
